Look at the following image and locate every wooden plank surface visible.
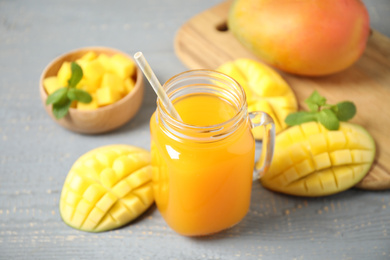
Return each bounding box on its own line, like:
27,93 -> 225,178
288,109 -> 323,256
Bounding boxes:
1,0 -> 390,259
174,0 -> 390,190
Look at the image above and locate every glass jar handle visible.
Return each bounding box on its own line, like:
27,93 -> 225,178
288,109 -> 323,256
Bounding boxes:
248,111 -> 276,180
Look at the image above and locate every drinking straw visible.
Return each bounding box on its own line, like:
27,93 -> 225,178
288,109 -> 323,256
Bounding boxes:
134,52 -> 182,121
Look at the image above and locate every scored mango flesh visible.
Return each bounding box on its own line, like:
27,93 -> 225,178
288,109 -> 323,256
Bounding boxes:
217,58 -> 297,139
261,122 -> 376,196
60,145 -> 153,232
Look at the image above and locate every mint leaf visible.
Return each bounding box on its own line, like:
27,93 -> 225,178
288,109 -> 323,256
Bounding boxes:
45,61 -> 88,120
68,62 -> 83,88
68,88 -> 92,103
285,111 -> 317,126
309,90 -> 327,106
52,97 -> 72,119
306,102 -> 319,112
334,101 -> 356,121
317,109 -> 339,130
285,90 -> 357,131
305,90 -> 326,111
46,87 -> 68,105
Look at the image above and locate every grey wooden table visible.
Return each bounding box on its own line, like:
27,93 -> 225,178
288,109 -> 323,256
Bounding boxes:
1,0 -> 389,259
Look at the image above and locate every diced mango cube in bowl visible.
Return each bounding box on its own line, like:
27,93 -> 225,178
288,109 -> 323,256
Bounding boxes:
43,50 -> 138,111
43,76 -> 61,95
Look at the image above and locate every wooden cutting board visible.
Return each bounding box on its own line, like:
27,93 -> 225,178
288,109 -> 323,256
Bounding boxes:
174,0 -> 390,190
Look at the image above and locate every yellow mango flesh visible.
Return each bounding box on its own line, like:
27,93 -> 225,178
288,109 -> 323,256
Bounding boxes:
101,73 -> 126,96
76,94 -> 98,110
83,59 -> 105,82
60,145 -> 154,232
96,86 -> 121,106
217,59 -> 297,139
80,51 -> 98,61
261,122 -> 376,196
109,54 -> 136,79
74,52 -> 136,107
124,77 -> 135,93
43,76 -> 62,95
57,61 -> 72,87
43,52 -> 137,110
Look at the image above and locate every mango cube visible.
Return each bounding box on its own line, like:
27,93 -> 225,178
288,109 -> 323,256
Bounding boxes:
76,78 -> 99,94
83,59 -> 105,81
313,152 -> 331,170
123,77 -> 135,94
327,131 -> 347,150
329,149 -> 353,166
96,86 -> 121,106
77,94 -> 98,110
110,54 -> 136,79
57,61 -> 71,87
101,73 -> 125,96
43,76 -> 62,95
97,54 -> 111,70
75,59 -> 88,72
80,51 -> 98,61
308,133 -> 328,155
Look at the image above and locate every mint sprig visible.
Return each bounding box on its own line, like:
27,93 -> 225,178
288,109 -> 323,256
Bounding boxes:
285,90 -> 356,130
46,62 -> 92,119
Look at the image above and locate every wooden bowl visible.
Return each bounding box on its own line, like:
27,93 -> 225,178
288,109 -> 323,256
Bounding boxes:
39,47 -> 144,134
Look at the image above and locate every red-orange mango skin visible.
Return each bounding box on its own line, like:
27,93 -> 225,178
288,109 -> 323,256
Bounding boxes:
228,0 -> 370,76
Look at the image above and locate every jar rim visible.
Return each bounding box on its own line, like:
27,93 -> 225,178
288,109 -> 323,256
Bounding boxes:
156,69 -> 248,139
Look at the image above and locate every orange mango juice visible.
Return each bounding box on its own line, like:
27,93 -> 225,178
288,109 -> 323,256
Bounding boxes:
150,94 -> 255,236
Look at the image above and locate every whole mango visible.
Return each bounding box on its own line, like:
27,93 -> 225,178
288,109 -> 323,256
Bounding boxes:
228,0 -> 370,76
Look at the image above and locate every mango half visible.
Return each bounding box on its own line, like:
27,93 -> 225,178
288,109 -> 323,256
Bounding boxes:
217,59 -> 297,139
261,122 -> 376,196
60,145 -> 153,232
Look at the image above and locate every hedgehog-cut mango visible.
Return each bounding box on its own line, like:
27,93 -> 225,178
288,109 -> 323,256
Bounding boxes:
260,122 -> 376,196
60,145 -> 154,232
217,58 -> 297,139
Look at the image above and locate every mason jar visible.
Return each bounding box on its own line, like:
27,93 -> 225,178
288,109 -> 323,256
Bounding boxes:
150,70 -> 275,236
